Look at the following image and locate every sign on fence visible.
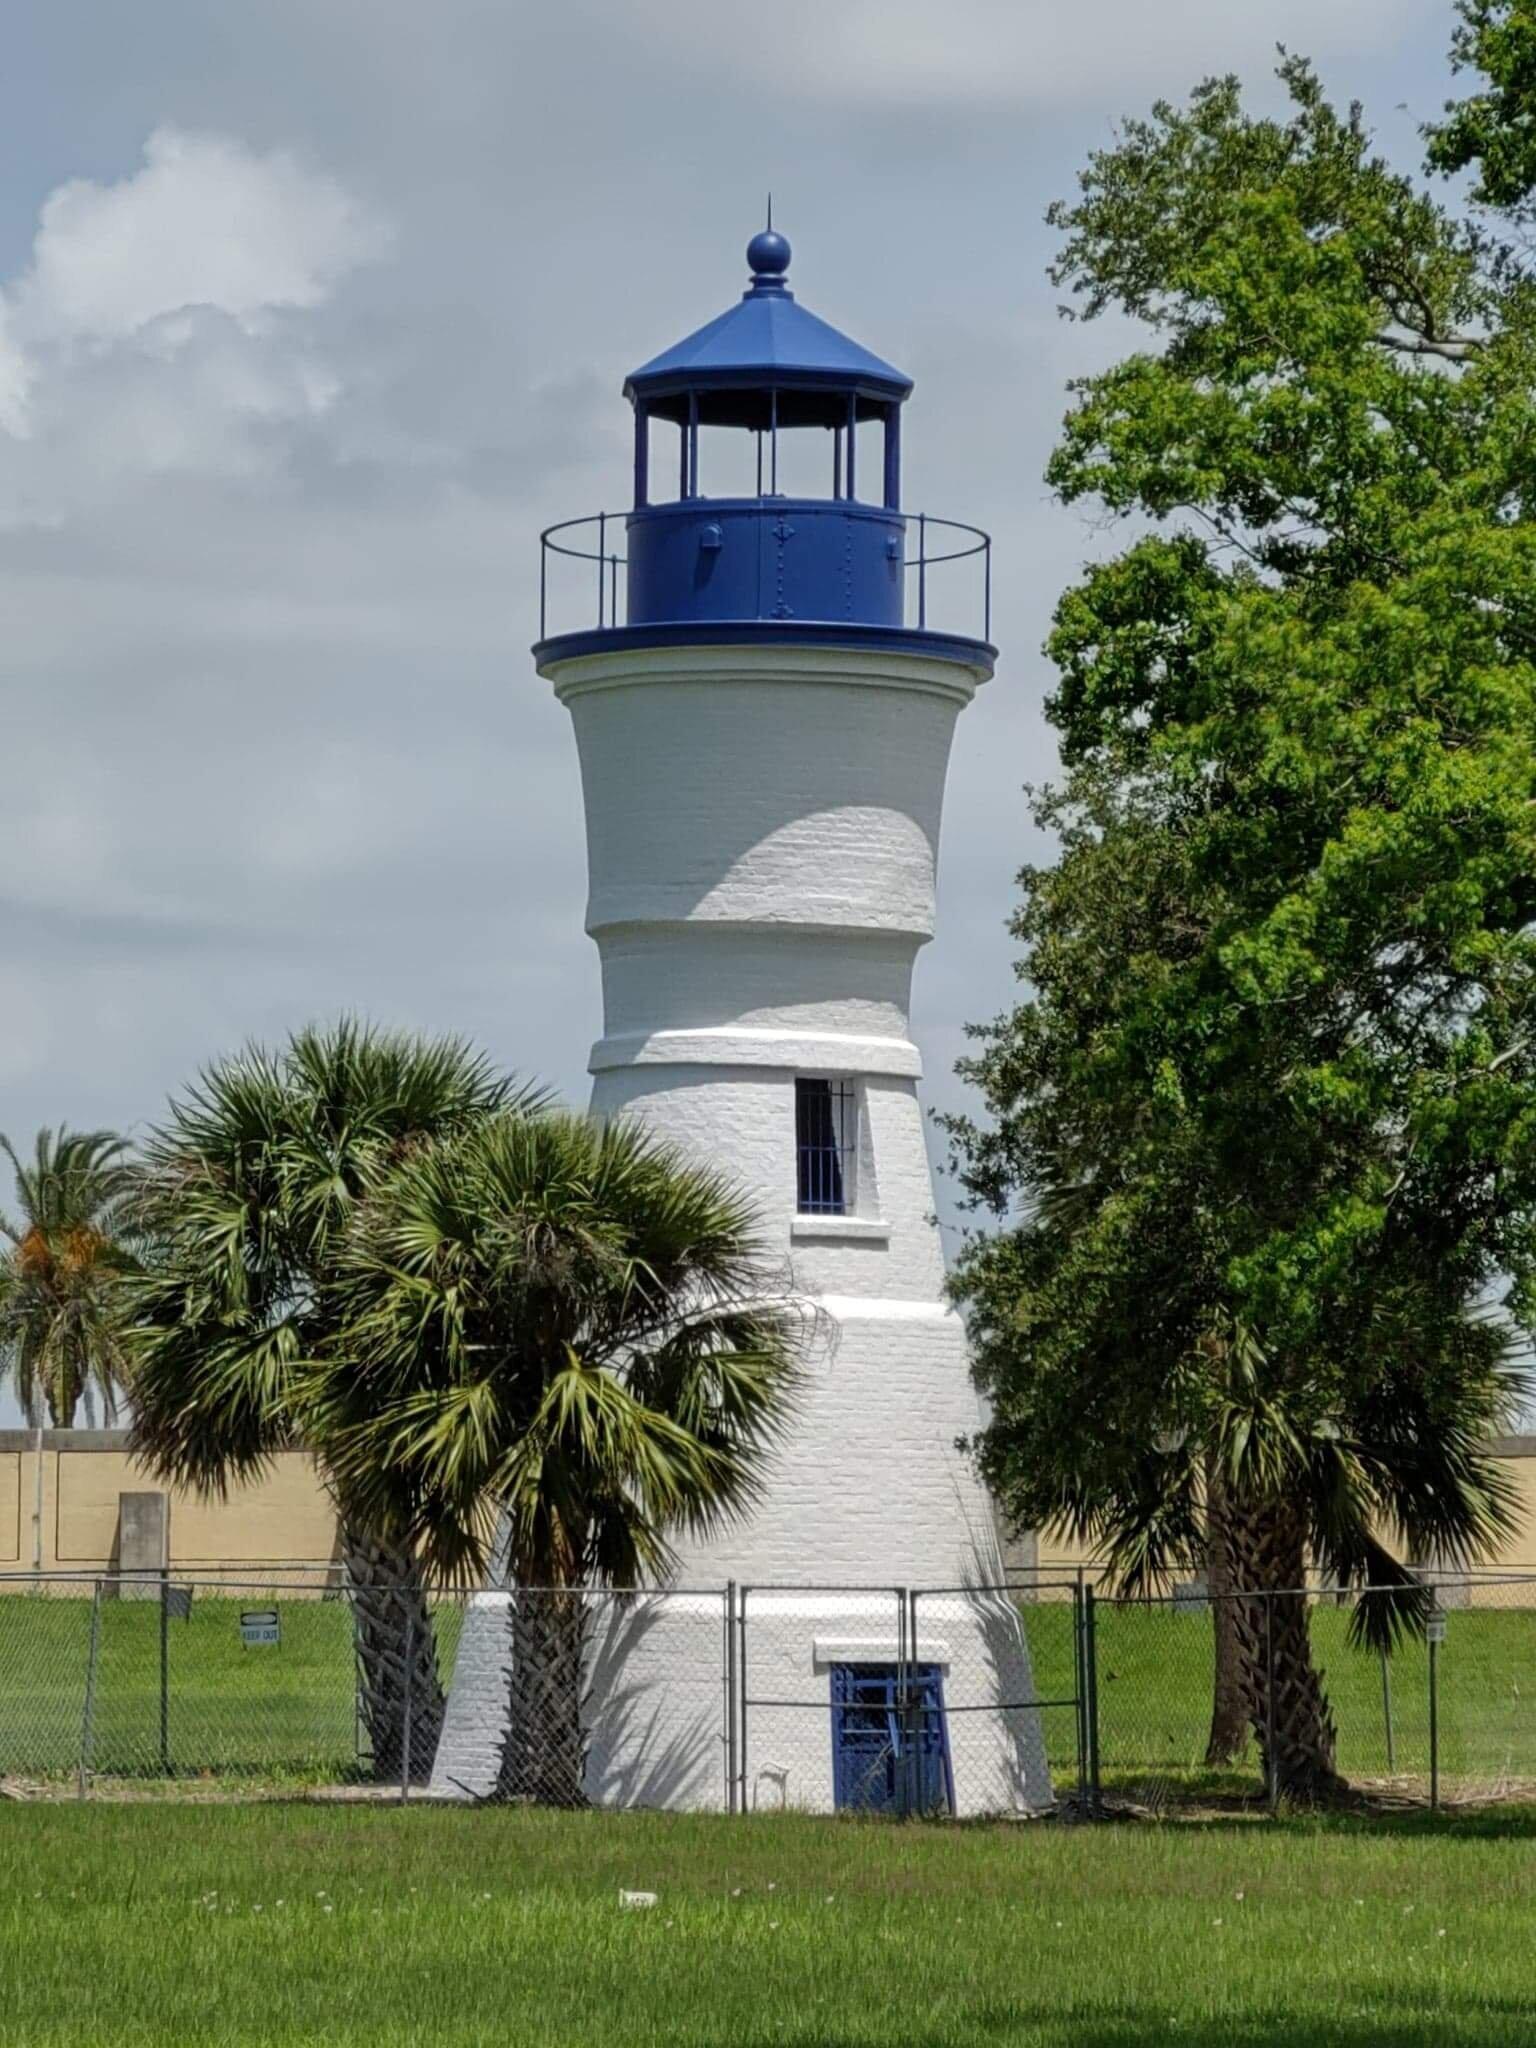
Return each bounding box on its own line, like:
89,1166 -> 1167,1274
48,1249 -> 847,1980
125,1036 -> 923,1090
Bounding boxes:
240,1608 -> 280,1647
1426,1608 -> 1447,1645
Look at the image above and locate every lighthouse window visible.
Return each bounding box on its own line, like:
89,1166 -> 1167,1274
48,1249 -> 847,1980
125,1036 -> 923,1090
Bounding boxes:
795,1077 -> 855,1216
830,1664 -> 954,1815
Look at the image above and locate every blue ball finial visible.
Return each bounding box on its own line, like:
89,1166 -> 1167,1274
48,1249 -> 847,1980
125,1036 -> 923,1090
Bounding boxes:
747,227 -> 791,282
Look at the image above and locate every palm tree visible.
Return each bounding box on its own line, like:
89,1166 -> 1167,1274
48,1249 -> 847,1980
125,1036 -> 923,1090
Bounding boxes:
128,1020 -> 532,1781
308,1109 -> 804,1806
0,1128 -> 139,1427
1044,1296 -> 1522,1802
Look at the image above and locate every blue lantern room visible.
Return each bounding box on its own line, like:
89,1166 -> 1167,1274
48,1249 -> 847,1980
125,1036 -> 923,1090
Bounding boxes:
534,225 -> 994,672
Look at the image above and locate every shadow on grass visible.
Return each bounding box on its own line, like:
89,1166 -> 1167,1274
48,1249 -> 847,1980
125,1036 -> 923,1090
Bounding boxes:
1076,1798 -> 1536,1845
720,1999 -> 1535,2048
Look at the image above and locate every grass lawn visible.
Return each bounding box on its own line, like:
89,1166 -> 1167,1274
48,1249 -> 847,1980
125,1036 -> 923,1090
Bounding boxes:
2,1803 -> 1535,2044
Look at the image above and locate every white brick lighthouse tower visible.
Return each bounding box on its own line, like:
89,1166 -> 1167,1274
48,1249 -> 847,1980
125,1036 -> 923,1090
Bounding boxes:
435,225 -> 1049,1814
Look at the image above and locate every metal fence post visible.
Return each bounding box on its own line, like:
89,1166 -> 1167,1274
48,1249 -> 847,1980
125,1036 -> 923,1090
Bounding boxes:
891,1586 -> 910,1819
1264,1597 -> 1277,1811
350,1582 -> 368,1773
400,1612 -> 414,1806
1083,1583 -> 1102,1816
737,1587 -> 749,1815
1429,1629 -> 1440,1813
1072,1579 -> 1088,1814
1379,1646 -> 1395,1776
905,1587 -> 922,1818
78,1578 -> 102,1802
724,1582 -> 738,1815
159,1568 -> 171,1776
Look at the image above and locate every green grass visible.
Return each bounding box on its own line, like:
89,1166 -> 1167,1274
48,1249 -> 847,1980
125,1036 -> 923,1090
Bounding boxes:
4,1592 -> 1535,1805
0,1594 -> 464,1784
1027,1598 -> 1536,1805
3,1803 -> 1536,2044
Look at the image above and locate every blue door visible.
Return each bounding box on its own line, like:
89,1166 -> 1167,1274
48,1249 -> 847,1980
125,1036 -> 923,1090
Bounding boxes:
830,1663 -> 954,1814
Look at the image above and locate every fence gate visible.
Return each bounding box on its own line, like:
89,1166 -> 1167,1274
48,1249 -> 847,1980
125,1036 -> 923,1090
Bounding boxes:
735,1586 -> 909,1814
909,1583 -> 1087,1817
735,1582 -> 1079,1816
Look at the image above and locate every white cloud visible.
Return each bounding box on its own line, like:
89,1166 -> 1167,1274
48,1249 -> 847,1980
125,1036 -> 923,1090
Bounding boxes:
631,0 -> 1440,109
0,302 -> 33,437
0,150 -> 387,531
0,127 -> 387,451
10,126 -> 387,348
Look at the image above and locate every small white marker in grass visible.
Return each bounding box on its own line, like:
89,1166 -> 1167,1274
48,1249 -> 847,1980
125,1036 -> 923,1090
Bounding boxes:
619,1890 -> 658,1909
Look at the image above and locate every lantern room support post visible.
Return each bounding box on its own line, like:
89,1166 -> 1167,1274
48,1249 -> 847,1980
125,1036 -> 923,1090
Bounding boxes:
632,401 -> 649,508
883,403 -> 901,510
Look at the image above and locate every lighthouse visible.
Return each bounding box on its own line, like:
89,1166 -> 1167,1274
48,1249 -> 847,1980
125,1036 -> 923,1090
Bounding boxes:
434,226 -> 1050,1814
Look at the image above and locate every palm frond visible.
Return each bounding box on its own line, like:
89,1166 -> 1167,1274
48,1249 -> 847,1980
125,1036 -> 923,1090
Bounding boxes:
317,1106 -> 803,1590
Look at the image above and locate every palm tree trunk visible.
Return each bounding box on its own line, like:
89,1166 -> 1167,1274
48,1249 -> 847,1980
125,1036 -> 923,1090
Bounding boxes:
1224,1499 -> 1344,1802
45,1354 -> 82,1430
342,1526 -> 445,1784
496,1587 -> 589,1807
1204,1462 -> 1248,1766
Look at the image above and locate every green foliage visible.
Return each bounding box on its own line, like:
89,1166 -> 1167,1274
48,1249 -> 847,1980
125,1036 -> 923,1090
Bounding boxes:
946,40 -> 1536,1653
309,1109 -> 805,1587
131,1020 -> 801,1595
1428,0 -> 1536,211
129,1018 -> 527,1503
0,1127 -> 139,1427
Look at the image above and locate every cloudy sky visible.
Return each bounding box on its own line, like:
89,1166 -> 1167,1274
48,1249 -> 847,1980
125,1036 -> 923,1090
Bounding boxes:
0,1 -> 1461,1418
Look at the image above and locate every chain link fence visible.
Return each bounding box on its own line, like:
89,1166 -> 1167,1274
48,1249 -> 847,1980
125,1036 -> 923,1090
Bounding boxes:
1088,1570 -> 1536,1813
0,1570 -> 455,1792
7,1567 -> 1536,1813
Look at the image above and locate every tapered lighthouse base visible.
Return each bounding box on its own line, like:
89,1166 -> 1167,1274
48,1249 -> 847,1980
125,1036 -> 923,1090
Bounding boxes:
430,1300 -> 1053,1814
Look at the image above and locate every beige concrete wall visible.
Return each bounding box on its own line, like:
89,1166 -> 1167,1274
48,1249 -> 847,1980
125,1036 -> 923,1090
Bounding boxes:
8,1431 -> 1536,1591
0,1431 -> 338,1579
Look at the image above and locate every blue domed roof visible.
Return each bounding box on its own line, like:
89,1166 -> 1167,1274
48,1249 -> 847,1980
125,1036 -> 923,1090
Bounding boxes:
624,229 -> 912,429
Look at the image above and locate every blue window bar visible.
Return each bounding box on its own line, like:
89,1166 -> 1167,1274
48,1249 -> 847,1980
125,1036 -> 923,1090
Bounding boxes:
830,1663 -> 954,1815
796,1077 -> 854,1216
